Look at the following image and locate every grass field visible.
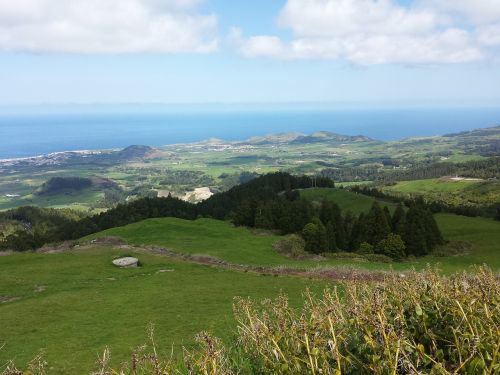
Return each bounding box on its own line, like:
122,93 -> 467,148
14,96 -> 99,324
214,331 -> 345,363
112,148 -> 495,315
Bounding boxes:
384,178 -> 481,193
85,218 -> 287,266
0,247 -> 327,373
300,187 -> 398,214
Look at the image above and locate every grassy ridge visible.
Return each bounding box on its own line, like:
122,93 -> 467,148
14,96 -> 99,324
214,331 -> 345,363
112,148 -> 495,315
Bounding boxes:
86,214 -> 500,274
86,218 -> 287,266
0,247 -> 326,373
299,187 -> 398,213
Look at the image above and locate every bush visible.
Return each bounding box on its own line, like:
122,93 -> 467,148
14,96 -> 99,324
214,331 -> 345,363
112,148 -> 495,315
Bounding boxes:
234,267 -> 500,374
376,233 -> 406,260
364,253 -> 393,263
357,241 -> 374,254
272,235 -> 307,259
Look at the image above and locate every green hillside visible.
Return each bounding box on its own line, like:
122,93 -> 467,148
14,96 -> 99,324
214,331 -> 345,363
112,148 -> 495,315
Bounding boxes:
86,214 -> 500,274
379,178 -> 500,209
86,217 -> 287,266
0,247 -> 326,373
300,187 -> 398,213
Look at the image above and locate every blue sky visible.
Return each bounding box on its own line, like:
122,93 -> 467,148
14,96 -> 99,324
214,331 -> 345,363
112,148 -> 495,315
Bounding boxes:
1,0 -> 499,107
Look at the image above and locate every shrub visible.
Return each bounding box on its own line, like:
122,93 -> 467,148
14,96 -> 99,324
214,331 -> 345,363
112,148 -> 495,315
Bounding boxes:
376,233 -> 406,260
357,241 -> 374,254
364,253 -> 393,263
234,267 -> 500,374
272,235 -> 307,259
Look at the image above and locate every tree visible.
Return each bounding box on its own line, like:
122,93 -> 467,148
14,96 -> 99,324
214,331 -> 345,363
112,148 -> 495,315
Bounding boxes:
358,242 -> 374,255
495,207 -> 500,221
349,213 -> 366,251
254,203 -> 275,229
364,202 -> 391,245
302,221 -> 327,254
376,233 -> 406,260
325,221 -> 337,252
383,206 -> 392,228
398,198 -> 444,257
391,203 -> 406,234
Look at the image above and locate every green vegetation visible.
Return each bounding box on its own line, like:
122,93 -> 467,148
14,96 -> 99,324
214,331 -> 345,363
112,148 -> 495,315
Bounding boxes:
380,178 -> 500,213
300,187 -> 397,214
0,247 -> 327,373
85,213 -> 500,274
1,126 -> 498,213
233,267 -> 499,374
86,218 -> 286,266
4,267 -> 499,374
35,177 -> 93,196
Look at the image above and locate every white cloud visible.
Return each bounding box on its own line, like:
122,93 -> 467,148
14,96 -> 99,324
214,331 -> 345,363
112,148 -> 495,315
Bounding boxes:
477,24 -> 500,46
279,0 -> 437,37
419,0 -> 500,25
238,0 -> 499,65
0,0 -> 218,53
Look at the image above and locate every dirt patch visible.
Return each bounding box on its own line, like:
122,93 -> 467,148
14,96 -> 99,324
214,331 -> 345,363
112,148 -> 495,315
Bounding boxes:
0,250 -> 15,256
182,187 -> 213,202
89,236 -> 127,246
38,241 -> 77,253
33,285 -> 46,293
439,176 -> 484,182
0,295 -> 20,303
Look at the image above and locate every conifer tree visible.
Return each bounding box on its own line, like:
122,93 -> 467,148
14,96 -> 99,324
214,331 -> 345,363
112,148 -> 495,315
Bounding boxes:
365,202 -> 391,245
391,203 -> 406,234
325,221 -> 337,252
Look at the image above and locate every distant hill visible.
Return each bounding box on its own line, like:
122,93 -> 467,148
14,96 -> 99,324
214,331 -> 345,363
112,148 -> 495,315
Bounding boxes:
242,131 -> 374,145
243,132 -> 305,145
291,131 -> 374,144
116,145 -> 154,160
443,125 -> 500,138
36,177 -> 93,196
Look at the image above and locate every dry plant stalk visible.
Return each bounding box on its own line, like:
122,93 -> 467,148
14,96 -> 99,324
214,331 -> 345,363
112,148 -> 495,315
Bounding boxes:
234,266 -> 500,374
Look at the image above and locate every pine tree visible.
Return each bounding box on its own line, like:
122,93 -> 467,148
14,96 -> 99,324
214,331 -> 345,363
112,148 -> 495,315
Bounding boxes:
383,206 -> 392,228
349,213 -> 366,251
325,221 -> 337,252
495,207 -> 500,221
364,202 -> 391,245
391,203 -> 406,234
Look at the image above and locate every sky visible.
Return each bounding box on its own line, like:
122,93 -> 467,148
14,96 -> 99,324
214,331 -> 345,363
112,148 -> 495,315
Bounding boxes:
1,0 -> 500,108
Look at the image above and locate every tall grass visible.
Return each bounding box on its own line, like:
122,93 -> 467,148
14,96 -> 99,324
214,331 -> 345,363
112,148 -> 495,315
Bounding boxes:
235,266 -> 500,374
3,267 -> 499,374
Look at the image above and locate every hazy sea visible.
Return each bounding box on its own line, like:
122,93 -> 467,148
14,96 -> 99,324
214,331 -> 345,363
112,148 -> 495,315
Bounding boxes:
1,107 -> 500,159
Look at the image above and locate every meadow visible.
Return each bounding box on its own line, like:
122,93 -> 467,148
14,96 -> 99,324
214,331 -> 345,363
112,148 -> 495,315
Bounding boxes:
0,247 -> 327,373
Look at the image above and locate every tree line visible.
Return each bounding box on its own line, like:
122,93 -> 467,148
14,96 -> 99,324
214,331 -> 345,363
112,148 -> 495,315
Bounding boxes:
0,172 -> 443,258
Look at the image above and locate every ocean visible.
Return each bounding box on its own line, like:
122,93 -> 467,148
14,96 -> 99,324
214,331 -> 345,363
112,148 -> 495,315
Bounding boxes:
1,107 -> 499,159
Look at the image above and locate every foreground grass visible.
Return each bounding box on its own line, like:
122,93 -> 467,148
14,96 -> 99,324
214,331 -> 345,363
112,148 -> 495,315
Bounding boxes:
5,267 -> 499,374
0,247 -> 327,373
